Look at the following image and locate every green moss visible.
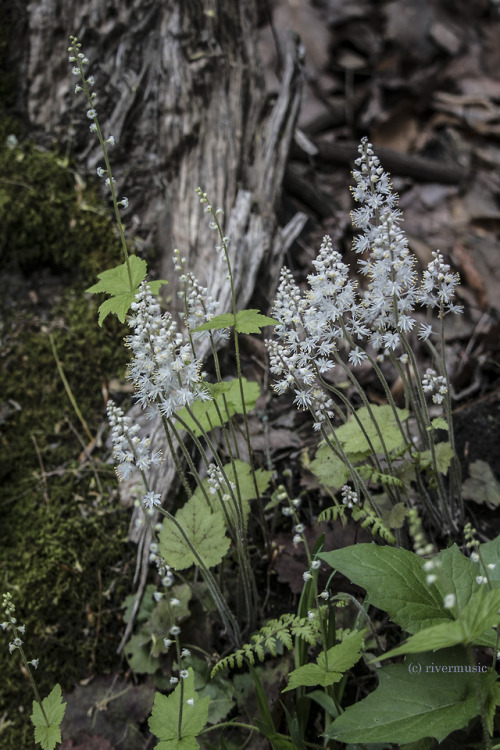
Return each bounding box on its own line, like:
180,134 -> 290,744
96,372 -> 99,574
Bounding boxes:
0,129 -> 142,747
0,133 -> 125,274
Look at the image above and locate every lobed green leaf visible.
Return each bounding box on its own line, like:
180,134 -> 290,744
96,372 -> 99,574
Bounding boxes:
158,495 -> 230,571
86,256 -> 167,324
149,669 -> 210,749
192,309 -> 277,334
283,630 -> 365,693
30,684 -> 67,750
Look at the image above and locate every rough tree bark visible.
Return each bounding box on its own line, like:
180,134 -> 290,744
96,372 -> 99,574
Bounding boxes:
14,0 -> 305,644
21,0 -> 305,312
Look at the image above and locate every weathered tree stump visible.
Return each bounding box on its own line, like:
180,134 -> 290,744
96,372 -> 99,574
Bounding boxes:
17,0 -> 305,645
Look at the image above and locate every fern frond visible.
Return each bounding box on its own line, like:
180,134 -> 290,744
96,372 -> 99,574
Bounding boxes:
371,470 -> 404,487
351,506 -> 396,544
318,505 -> 347,524
210,613 -> 320,677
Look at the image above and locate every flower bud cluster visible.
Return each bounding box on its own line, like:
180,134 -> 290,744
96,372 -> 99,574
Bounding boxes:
195,188 -> 230,257
421,368 -> 448,404
341,485 -> 358,509
207,465 -> 234,501
1,594 -> 38,668
69,38 -> 128,208
173,249 -> 221,335
408,509 -> 435,557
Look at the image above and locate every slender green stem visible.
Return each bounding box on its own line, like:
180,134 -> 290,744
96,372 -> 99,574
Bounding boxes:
177,678 -> 184,741
426,317 -> 463,522
161,417 -> 195,502
319,360 -> 401,507
18,645 -> 49,726
49,333 -> 94,443
202,195 -> 266,530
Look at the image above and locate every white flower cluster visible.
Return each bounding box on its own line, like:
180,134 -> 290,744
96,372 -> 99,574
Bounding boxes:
419,251 -> 462,315
352,140 -> 418,345
267,137 -> 462,424
341,485 -> 359,509
421,368 -> 448,404
107,400 -> 162,481
126,282 -> 208,418
266,259 -> 337,430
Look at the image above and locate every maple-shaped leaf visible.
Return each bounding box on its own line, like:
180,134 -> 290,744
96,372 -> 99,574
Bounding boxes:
31,684 -> 67,750
158,494 -> 230,570
148,669 -> 210,749
175,378 -> 260,437
86,255 -> 148,296
233,309 -> 278,334
191,309 -> 277,334
86,256 -> 167,325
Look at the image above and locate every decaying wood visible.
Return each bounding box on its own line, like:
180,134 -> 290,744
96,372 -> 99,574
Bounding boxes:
23,0 -> 304,305
19,0 -> 305,647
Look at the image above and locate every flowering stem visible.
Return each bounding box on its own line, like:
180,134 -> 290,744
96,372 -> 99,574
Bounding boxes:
69,37 -> 133,291
400,335 -> 456,531
18,645 -> 49,726
202,196 -> 265,524
119,417 -> 241,644
173,408 -> 258,628
425,318 -> 463,522
321,358 -> 401,505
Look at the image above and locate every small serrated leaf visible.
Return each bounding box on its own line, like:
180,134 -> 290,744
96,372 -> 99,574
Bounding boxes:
86,255 -> 147,296
431,417 -> 449,431
336,405 -> 409,455
234,310 -> 278,334
384,502 -> 408,529
462,460 -> 500,509
175,378 -> 260,437
149,669 -> 210,748
310,443 -> 351,490
192,309 -> 278,334
97,292 -> 137,325
30,684 -> 67,750
87,256 -> 167,325
191,313 -> 236,333
418,442 -> 455,475
283,631 -> 364,692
